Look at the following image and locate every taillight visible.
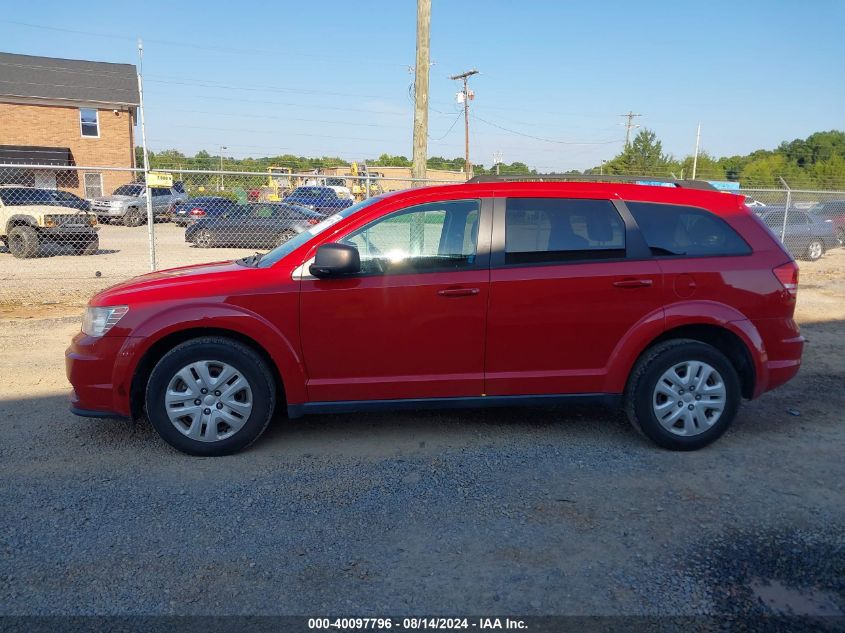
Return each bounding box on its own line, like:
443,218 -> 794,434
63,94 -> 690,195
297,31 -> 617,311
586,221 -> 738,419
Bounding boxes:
773,262 -> 799,297
189,208 -> 206,217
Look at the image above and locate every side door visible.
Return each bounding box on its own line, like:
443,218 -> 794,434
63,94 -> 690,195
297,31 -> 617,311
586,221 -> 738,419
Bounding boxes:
484,196 -> 663,396
299,199 -> 492,403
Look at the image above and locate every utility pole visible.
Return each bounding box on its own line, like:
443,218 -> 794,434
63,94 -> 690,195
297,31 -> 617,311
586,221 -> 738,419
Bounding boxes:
619,111 -> 642,147
691,122 -> 701,180
451,69 -> 478,179
411,0 -> 431,184
493,150 -> 503,175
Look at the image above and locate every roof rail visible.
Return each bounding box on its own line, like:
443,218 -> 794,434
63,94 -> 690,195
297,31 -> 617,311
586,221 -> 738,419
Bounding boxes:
465,173 -> 719,191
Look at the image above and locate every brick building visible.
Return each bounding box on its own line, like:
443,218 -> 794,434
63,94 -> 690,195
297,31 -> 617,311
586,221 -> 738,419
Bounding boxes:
0,52 -> 139,198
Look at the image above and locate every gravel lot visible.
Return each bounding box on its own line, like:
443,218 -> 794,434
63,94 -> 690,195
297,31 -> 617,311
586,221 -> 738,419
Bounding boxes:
0,245 -> 843,618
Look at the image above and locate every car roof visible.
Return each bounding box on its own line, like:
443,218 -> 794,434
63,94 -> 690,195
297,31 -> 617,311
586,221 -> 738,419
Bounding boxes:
381,180 -> 744,213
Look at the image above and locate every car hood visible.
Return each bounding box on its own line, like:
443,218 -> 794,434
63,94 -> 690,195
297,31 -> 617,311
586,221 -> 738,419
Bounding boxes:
92,260 -> 249,305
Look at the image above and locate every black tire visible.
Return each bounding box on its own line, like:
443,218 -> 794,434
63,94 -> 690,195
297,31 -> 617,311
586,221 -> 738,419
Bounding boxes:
624,339 -> 741,451
73,234 -> 99,256
124,208 -> 143,227
145,337 -> 276,456
837,228 -> 845,247
7,225 -> 40,258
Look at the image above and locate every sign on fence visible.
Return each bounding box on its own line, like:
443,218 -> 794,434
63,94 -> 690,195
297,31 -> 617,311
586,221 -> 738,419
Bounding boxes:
147,171 -> 173,187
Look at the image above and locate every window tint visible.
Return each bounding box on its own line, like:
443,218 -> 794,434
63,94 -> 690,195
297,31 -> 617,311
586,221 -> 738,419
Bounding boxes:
627,202 -> 751,257
80,108 -> 99,137
341,200 -> 480,274
504,198 -> 625,264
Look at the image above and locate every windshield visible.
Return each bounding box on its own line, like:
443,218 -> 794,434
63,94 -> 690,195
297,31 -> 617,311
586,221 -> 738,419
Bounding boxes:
112,185 -> 144,196
288,187 -> 327,199
255,196 -> 383,268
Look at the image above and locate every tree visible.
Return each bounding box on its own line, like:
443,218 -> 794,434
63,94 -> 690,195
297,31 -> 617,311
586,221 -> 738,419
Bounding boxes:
603,129 -> 673,176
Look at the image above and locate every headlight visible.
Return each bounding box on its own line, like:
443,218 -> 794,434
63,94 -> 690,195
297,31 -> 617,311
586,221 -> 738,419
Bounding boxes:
82,306 -> 129,337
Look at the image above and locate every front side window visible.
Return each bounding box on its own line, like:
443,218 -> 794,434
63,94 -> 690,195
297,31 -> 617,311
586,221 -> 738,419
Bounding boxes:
627,202 -> 751,257
340,200 -> 480,275
504,198 -> 625,264
83,173 -> 103,198
80,108 -> 99,137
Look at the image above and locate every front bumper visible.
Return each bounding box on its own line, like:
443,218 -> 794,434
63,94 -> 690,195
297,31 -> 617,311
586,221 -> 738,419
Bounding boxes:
66,331 -> 133,418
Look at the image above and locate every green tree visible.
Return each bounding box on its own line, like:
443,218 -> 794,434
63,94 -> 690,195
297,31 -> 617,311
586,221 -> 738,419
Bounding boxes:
603,129 -> 673,176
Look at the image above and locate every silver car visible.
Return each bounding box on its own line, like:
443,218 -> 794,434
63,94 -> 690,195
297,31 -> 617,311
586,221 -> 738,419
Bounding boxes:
90,182 -> 185,227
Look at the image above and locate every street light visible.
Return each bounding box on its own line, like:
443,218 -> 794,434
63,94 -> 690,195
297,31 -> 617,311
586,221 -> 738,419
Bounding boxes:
600,159 -> 607,176
219,145 -> 227,191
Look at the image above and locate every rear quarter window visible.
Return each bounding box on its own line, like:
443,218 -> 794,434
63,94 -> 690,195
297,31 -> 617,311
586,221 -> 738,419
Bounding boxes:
626,201 -> 751,257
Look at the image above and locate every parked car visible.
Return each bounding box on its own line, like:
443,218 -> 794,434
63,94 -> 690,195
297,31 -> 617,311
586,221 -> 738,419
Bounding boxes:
303,177 -> 354,201
47,189 -> 92,211
284,186 -> 354,215
89,183 -> 185,226
808,199 -> 845,245
184,202 -> 323,248
171,197 -> 241,227
1,186 -> 98,258
758,208 -> 838,261
67,179 -> 804,456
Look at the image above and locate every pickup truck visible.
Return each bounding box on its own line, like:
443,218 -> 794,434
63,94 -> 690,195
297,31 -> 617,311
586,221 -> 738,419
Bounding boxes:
90,182 -> 185,226
0,186 -> 98,258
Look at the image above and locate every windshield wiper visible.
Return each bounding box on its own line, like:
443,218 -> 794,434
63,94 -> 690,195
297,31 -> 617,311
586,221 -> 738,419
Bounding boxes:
237,251 -> 264,267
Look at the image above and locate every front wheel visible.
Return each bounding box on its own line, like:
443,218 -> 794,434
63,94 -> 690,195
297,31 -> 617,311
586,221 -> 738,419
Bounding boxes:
145,337 -> 276,456
625,339 -> 741,451
124,208 -> 144,227
7,225 -> 40,258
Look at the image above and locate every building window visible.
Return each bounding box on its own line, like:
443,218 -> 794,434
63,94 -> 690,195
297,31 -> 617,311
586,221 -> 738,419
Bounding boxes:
80,108 -> 99,137
84,173 -> 103,198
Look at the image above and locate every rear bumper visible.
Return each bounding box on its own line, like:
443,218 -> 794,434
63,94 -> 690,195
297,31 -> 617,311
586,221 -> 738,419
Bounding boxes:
65,332 -> 134,417
751,317 -> 805,397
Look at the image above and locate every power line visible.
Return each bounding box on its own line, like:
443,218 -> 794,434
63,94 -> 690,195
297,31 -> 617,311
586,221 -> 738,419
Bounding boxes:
473,114 -> 625,145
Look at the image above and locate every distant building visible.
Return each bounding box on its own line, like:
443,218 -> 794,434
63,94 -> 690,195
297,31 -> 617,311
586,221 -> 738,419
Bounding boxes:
0,51 -> 139,197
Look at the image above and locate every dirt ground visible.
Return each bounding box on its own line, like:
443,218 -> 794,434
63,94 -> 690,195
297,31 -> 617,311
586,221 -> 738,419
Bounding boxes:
1,247 -> 844,616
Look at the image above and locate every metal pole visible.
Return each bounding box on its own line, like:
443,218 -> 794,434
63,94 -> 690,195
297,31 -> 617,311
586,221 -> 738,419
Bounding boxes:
411,0 -> 430,184
692,122 -> 701,180
136,39 -> 156,272
779,176 -> 791,244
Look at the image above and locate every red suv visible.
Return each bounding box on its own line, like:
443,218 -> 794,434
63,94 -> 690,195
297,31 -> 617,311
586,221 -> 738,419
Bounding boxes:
66,179 -> 804,455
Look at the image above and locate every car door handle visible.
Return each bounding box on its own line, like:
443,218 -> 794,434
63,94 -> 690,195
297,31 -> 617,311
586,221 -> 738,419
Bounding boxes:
437,287 -> 480,297
612,279 -> 653,288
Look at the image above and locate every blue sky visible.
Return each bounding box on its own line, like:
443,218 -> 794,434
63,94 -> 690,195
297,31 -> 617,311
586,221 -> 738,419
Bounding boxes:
1,0 -> 843,171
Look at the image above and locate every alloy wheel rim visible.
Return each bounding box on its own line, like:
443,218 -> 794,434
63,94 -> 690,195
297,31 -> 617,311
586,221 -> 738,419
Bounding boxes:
652,360 -> 726,437
164,360 -> 253,442
809,242 -> 822,259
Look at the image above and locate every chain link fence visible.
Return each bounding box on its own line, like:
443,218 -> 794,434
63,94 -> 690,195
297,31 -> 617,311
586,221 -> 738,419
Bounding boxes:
1,164 -> 844,308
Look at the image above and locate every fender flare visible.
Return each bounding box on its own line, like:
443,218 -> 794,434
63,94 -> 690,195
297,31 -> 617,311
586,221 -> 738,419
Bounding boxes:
114,303 -> 307,414
603,300 -> 766,394
5,214 -> 38,235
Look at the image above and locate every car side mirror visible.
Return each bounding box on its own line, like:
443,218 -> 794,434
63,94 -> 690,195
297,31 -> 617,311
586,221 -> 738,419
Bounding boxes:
309,243 -> 360,278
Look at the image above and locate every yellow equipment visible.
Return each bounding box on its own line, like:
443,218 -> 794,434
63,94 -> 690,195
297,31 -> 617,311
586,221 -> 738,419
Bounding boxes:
266,166 -> 293,201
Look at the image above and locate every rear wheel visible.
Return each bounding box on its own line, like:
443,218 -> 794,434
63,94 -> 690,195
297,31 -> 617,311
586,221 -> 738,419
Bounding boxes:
805,240 -> 824,261
837,228 -> 845,247
7,225 -> 39,258
145,337 -> 276,456
124,208 -> 144,227
194,229 -> 213,248
625,339 -> 741,451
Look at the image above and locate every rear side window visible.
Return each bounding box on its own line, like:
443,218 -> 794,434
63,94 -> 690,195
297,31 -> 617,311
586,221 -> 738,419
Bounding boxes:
504,198 -> 625,264
626,202 -> 751,257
